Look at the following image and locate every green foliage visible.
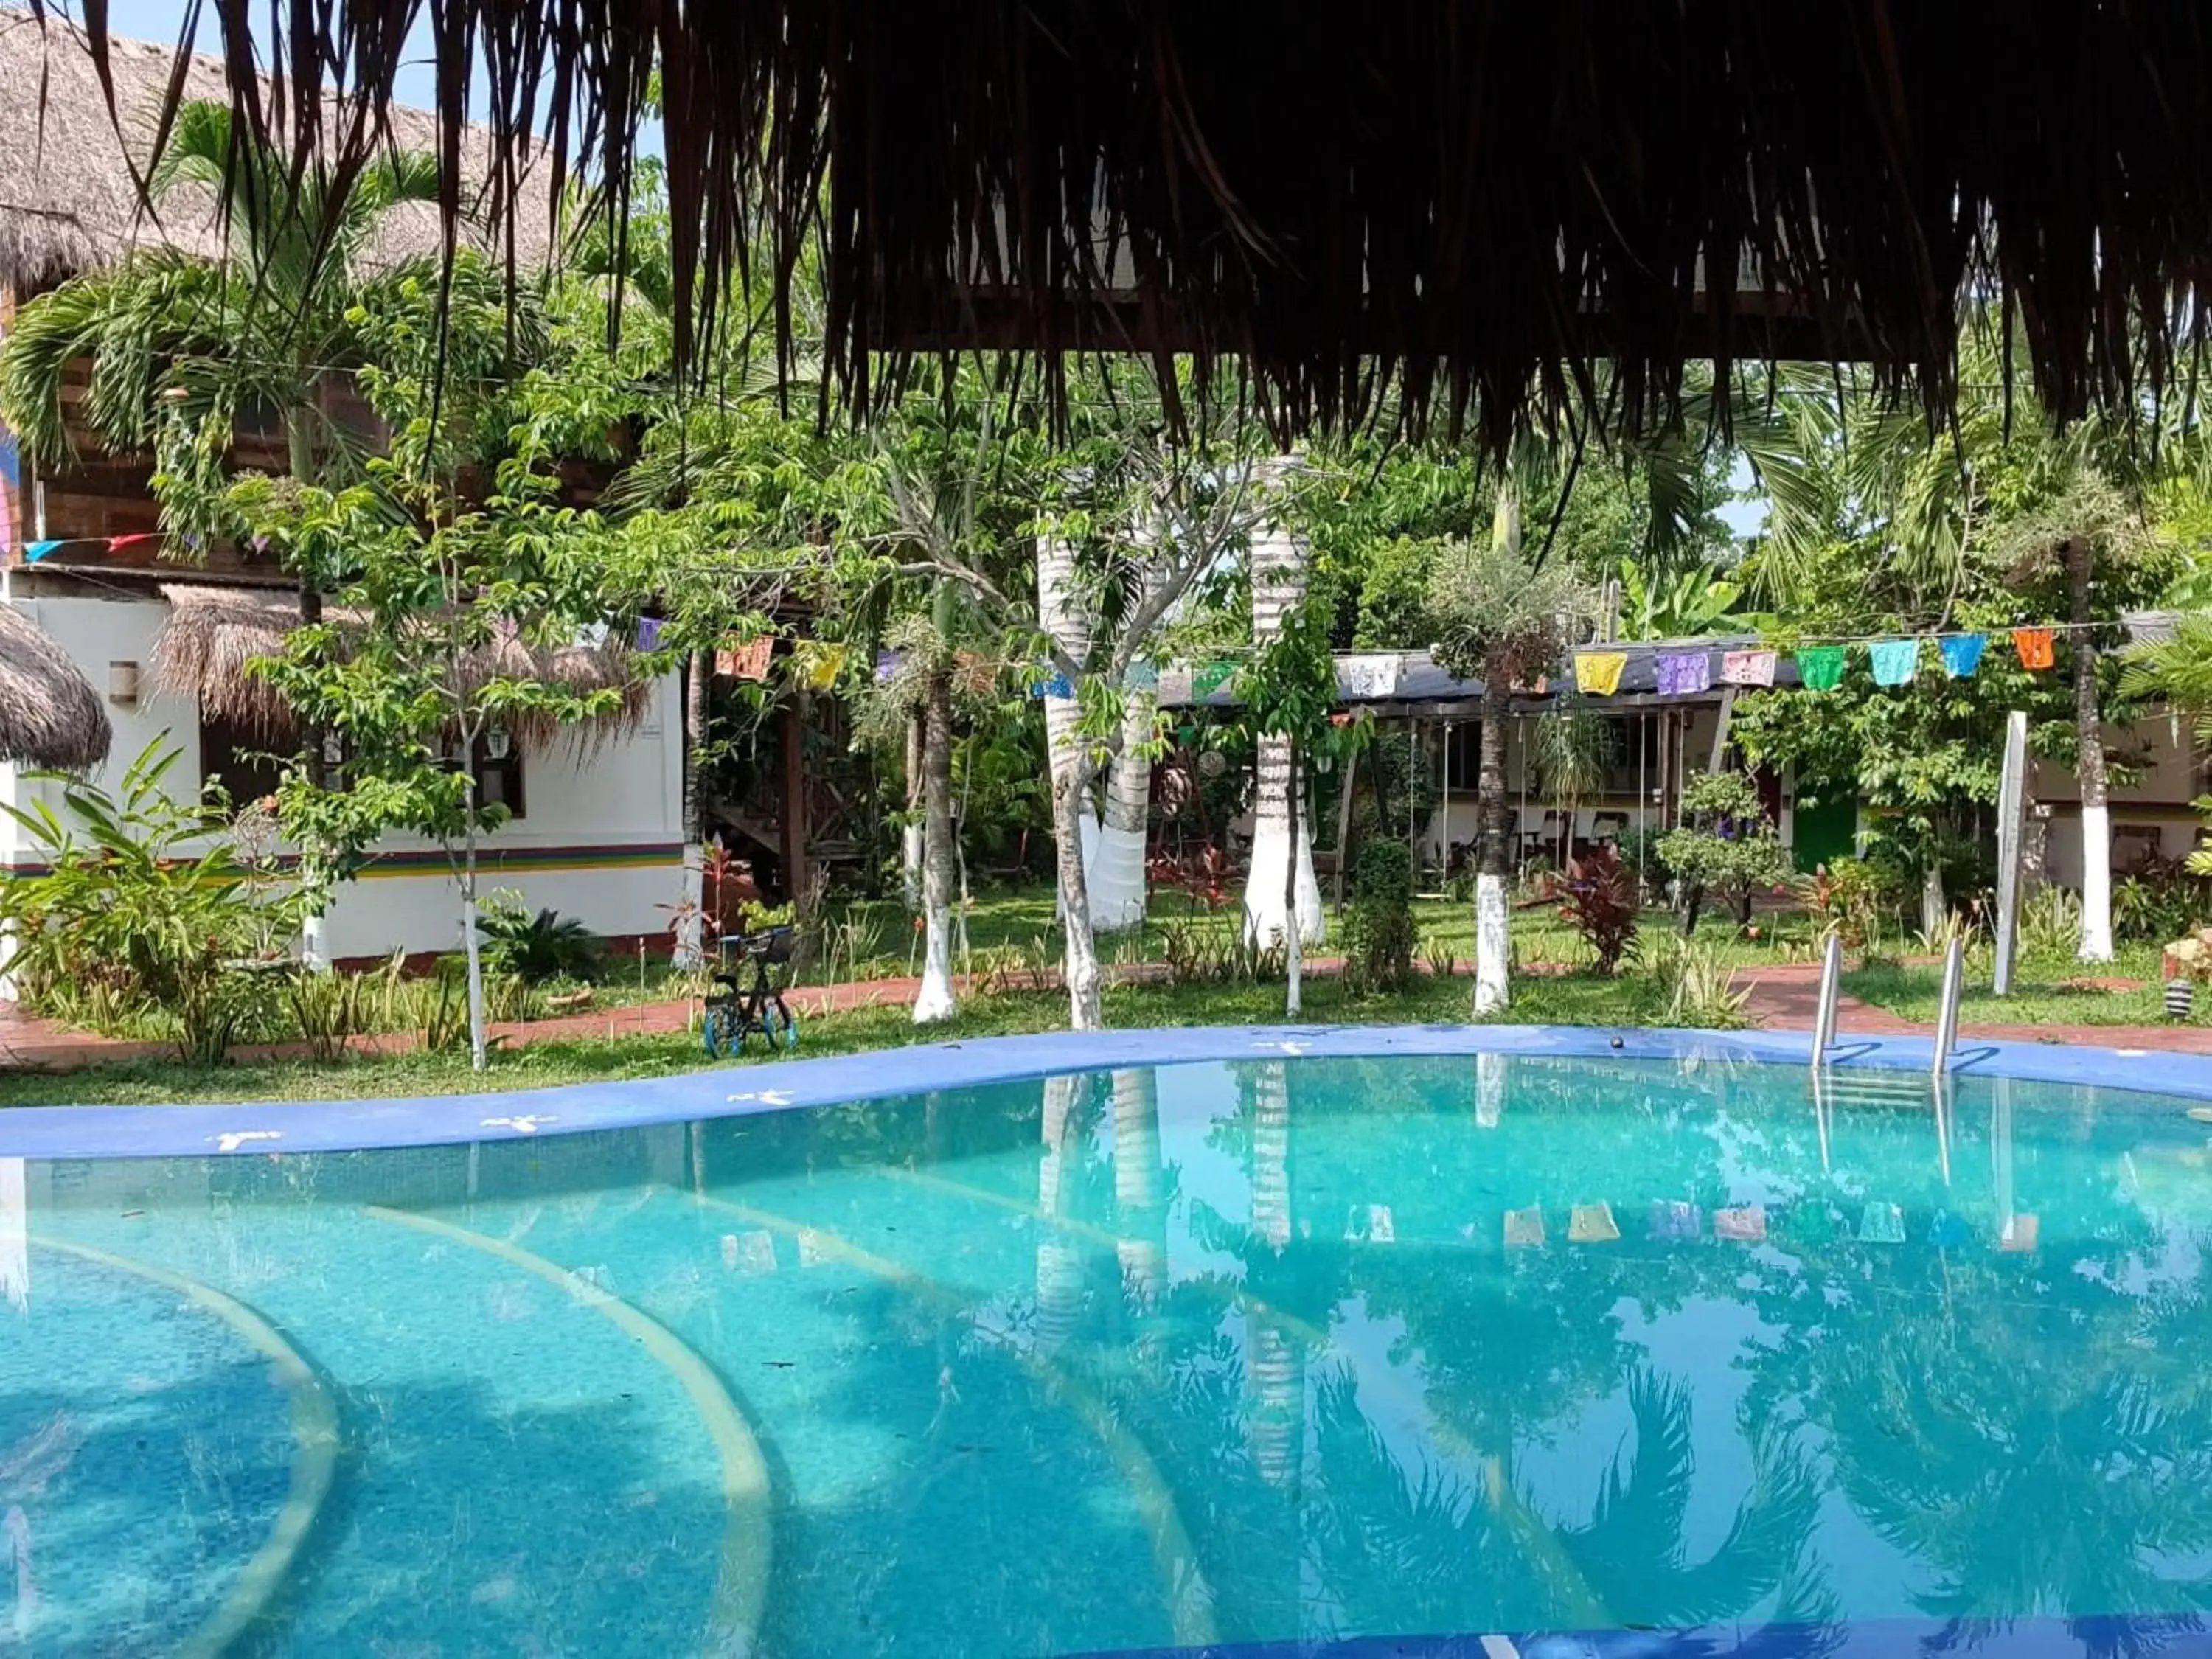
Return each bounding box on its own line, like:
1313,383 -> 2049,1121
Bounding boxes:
1800,855 -> 1899,953
2112,866 -> 2212,945
1636,936 -> 1753,1028
0,740 -> 302,1062
1656,771 -> 1795,928
1617,557 -> 1747,639
478,897 -> 605,985
1341,841 -> 1418,993
1425,538 -> 1597,685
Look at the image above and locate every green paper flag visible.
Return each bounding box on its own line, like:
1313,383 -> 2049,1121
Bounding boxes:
1192,660 -> 1237,698
1795,644 -> 1846,691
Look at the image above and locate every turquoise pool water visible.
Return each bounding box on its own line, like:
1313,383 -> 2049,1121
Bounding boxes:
5,1052 -> 2211,1656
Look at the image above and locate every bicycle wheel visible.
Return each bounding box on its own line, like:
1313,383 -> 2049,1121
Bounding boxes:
755,1001 -> 786,1053
702,1005 -> 734,1059
773,1001 -> 800,1051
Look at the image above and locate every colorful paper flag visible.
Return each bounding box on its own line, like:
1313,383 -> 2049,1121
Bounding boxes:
2013,627 -> 2056,671
1869,638 -> 1919,687
796,643 -> 847,691
1795,644 -> 1846,690
633,616 -> 664,651
1192,660 -> 1237,698
106,532 -> 159,552
720,636 -> 773,681
1656,650 -> 1712,696
1573,650 -> 1627,696
874,649 -> 902,682
1721,649 -> 1776,687
1939,633 -> 1986,678
1648,1200 -> 1703,1241
23,539 -> 63,563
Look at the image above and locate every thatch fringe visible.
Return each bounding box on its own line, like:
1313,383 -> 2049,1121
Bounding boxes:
28,1 -> 2212,450
150,585 -> 651,755
0,605 -> 111,773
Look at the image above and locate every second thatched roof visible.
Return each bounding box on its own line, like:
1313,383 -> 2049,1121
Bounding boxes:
0,604 -> 111,772
150,584 -> 652,753
0,10 -> 553,291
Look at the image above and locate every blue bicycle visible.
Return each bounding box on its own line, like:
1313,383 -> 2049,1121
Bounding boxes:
703,925 -> 801,1057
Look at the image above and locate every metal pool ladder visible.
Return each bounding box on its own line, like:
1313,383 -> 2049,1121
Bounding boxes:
1931,934 -> 1966,1075
1810,933 -> 1843,1065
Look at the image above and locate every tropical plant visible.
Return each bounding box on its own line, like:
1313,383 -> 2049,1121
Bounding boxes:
1617,557 -> 1747,639
1656,770 -> 1795,935
1340,841 -> 1417,994
0,740 -> 302,1062
1639,936 -> 1754,1028
1426,516 -> 1598,1013
477,898 -> 604,985
1557,846 -> 1640,973
1800,856 -> 1896,955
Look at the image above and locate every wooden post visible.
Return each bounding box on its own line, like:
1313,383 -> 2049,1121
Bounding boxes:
1332,743 -> 1359,910
782,689 -> 811,914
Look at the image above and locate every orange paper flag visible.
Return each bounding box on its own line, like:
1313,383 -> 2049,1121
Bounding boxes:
2012,627 -> 2056,671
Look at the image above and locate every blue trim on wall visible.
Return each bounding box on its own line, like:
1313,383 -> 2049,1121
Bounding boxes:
3,1023 -> 2210,1162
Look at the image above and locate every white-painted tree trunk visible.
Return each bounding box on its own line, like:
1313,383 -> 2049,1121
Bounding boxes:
913,672 -> 960,1024
673,844 -> 706,970
1052,754 -> 1107,1031
1920,858 -> 1948,939
301,905 -> 331,973
673,650 -> 711,968
1243,483 -> 1325,948
460,823 -> 489,1072
1090,686 -> 1157,931
902,716 -> 925,911
1474,872 -> 1511,1015
2079,803 -> 2114,961
1037,535 -> 1101,917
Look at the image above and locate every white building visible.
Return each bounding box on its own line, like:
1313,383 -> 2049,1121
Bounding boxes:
1,571 -> 687,972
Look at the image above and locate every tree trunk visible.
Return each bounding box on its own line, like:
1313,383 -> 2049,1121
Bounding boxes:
675,650 -> 711,969
1091,680 -> 1157,930
1920,856 -> 1948,938
1474,678 -> 1512,1015
460,799 -> 489,1072
297,581 -> 332,971
2068,538 -> 2114,961
1243,466 -> 1323,949
1037,535 -> 1099,911
1285,736 -> 1304,1018
902,714 -> 925,911
913,670 -> 960,1023
1054,748 -> 1107,1031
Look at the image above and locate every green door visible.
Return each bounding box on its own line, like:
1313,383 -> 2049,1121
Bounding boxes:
1792,789 -> 1857,874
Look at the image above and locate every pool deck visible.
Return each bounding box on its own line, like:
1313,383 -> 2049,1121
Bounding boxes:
0,1019 -> 2208,1162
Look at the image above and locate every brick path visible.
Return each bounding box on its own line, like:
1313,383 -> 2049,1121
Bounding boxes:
4,957 -> 2207,1074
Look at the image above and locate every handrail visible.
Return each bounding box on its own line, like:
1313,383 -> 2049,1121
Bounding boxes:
1810,933 -> 1843,1067
1933,934 -> 1966,1074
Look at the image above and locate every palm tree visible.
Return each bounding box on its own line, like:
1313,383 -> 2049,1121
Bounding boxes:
1243,459 -> 1327,956
0,100 -> 445,491
1427,509 -> 1596,1013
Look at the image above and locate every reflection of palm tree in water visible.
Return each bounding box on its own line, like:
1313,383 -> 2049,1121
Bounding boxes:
1035,1074 -> 1094,1354
1309,1366 -> 1829,1641
1112,1069 -> 1169,1312
1245,1063 -> 1304,1494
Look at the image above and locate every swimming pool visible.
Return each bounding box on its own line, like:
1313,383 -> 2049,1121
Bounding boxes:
4,1034 -> 2210,1656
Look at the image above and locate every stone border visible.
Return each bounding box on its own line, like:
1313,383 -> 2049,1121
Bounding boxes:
3,1023 -> 2211,1160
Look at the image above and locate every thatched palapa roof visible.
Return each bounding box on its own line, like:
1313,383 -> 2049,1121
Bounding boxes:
0,605 -> 111,772
0,10 -> 554,291
32,1 -> 2212,450
150,584 -> 651,753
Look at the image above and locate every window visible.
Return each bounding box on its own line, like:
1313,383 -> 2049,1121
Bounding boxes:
463,731 -> 526,821
199,712 -> 284,808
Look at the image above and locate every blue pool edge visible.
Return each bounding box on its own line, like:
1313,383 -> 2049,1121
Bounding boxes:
1,1022 -> 2208,1161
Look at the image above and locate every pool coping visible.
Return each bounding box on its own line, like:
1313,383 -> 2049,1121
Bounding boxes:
4,1022 -> 2211,1161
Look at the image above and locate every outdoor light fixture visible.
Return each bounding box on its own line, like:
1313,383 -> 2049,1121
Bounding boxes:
107,661 -> 139,706
486,728 -> 512,759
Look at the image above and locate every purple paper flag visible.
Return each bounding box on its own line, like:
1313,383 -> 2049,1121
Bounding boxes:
1655,651 -> 1712,696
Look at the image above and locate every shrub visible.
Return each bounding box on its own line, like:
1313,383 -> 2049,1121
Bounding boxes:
1341,841 -> 1417,993
1557,846 -> 1640,973
1801,856 -> 1894,954
477,898 -> 602,984
1658,771 -> 1795,935
1638,936 -> 1753,1028
0,740 -> 301,1062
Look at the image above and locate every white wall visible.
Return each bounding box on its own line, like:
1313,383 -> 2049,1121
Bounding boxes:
4,593 -> 688,968
2034,712 -> 2205,888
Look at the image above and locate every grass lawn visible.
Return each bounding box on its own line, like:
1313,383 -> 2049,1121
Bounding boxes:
1843,942 -> 2180,1028
0,964 -> 1682,1108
